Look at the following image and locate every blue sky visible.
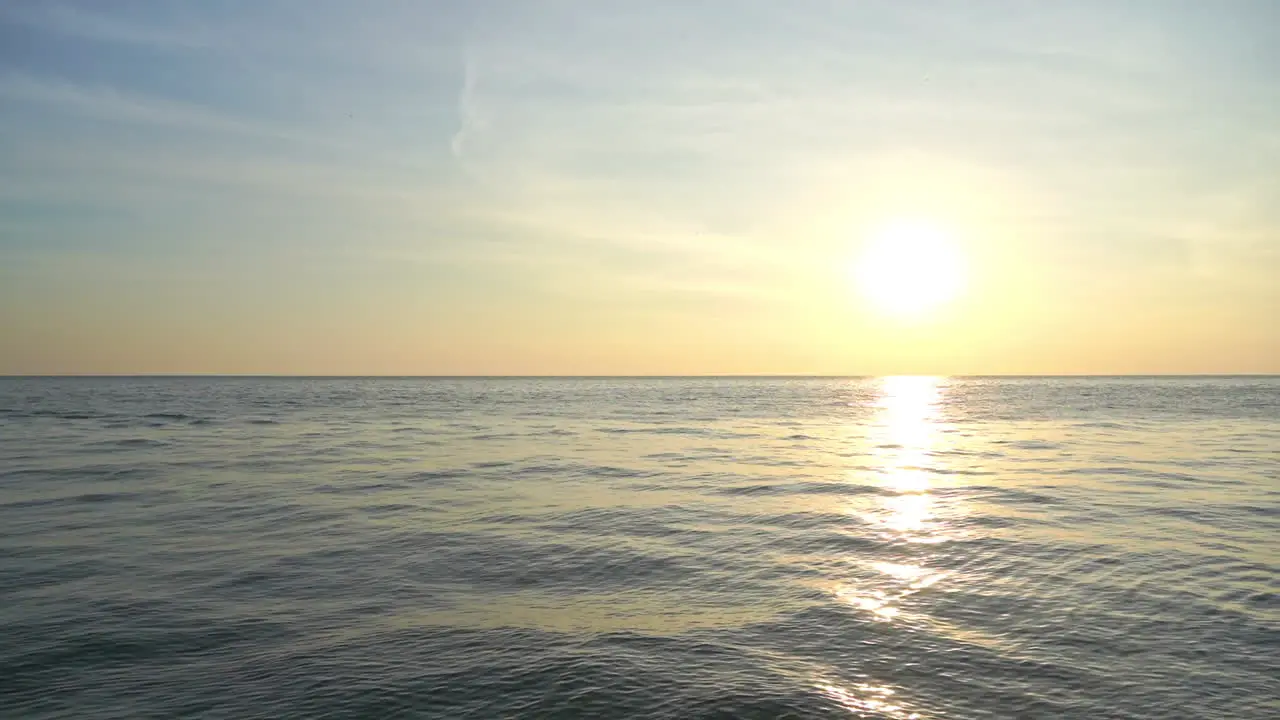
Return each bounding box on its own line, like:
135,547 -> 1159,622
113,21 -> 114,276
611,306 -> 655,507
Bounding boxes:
1,1 -> 1277,374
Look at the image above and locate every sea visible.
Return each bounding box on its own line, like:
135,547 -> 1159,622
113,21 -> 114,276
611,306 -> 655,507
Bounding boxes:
1,376 -> 1276,719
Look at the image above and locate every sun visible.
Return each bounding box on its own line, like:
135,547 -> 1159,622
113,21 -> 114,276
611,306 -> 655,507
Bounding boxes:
854,219 -> 966,318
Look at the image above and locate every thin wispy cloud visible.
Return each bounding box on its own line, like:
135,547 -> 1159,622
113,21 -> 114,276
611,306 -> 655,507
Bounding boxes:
450,49 -> 483,163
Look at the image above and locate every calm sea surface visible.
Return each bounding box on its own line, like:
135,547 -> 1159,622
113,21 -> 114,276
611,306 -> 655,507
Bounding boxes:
1,377 -> 1277,719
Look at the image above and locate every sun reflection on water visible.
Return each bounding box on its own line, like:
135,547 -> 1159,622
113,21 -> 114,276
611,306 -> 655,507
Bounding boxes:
832,376 -> 957,624
868,375 -> 948,541
818,377 -> 957,716
818,681 -> 923,719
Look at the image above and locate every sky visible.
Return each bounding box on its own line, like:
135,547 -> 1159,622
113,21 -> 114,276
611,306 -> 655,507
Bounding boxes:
1,0 -> 1277,375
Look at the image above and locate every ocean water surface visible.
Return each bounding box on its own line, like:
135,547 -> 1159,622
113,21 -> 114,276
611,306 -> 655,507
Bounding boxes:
1,376 -> 1277,719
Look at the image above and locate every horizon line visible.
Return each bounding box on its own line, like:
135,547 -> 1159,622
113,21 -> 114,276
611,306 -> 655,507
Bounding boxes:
2,373 -> 1277,379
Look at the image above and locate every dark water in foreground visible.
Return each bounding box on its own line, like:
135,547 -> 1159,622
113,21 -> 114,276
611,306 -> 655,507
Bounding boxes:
1,376 -> 1277,719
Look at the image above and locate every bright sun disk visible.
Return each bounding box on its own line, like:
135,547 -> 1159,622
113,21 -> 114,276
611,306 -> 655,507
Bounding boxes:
855,219 -> 966,318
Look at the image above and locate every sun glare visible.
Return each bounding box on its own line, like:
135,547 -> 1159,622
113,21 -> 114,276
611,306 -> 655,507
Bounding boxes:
855,219 -> 966,318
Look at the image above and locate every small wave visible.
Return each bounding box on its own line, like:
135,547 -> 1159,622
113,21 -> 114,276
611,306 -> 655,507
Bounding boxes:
991,439 -> 1063,450
954,485 -> 1060,505
4,409 -> 104,420
142,412 -> 192,421
598,426 -> 711,437
746,511 -> 854,530
713,481 -> 885,497
109,437 -> 168,448
313,481 -> 409,495
402,469 -> 468,483
359,503 -> 419,515
928,466 -> 997,476
1074,420 -> 1128,430
1,490 -> 155,510
72,492 -> 144,504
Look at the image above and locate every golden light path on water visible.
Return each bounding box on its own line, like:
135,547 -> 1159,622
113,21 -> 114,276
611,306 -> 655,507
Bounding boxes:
869,375 -> 951,541
819,376 -> 956,719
